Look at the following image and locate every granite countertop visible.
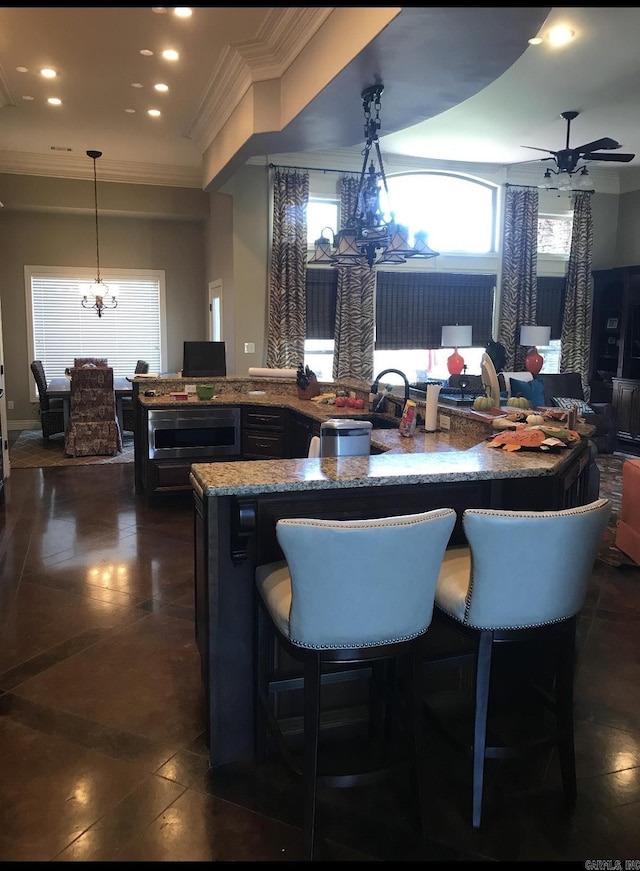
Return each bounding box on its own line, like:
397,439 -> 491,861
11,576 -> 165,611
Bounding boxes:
130,376 -> 586,498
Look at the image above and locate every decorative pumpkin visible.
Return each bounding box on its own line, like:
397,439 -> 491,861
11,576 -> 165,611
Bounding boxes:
506,396 -> 531,410
526,414 -> 545,426
473,395 -> 494,411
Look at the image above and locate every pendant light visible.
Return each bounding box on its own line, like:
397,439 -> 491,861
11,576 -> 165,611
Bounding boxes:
81,150 -> 118,317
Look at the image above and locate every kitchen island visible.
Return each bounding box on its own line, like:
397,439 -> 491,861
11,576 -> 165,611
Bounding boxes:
186,391 -> 593,766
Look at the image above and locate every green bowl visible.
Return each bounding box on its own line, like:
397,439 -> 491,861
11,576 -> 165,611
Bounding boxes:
196,384 -> 215,400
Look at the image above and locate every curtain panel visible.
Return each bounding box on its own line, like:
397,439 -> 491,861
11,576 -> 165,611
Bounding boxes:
266,168 -> 309,369
375,271 -> 495,350
333,175 -> 376,382
497,184 -> 539,370
561,190 -> 594,397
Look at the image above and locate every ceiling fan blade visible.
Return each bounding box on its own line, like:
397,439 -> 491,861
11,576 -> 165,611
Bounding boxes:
574,137 -> 622,153
585,151 -> 635,163
521,146 -> 557,156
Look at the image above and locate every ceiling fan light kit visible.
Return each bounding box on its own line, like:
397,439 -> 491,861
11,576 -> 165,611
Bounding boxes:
523,110 -> 635,192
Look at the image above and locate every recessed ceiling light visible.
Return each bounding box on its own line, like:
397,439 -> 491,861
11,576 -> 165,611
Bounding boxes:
22,95 -> 34,101
152,7 -> 167,13
148,109 -> 161,117
528,36 -> 543,46
47,97 -> 62,106
16,66 -> 28,73
162,49 -> 179,61
174,8 -> 192,18
547,25 -> 575,46
131,82 -> 143,89
125,108 -> 136,114
41,68 -> 57,79
140,49 -> 154,57
154,83 -> 168,92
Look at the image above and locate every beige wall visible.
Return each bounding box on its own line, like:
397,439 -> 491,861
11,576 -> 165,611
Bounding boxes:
0,174 -> 209,425
221,164 -> 270,374
615,188 -> 640,266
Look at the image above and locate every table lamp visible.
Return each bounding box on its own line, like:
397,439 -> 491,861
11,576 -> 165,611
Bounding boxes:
441,325 -> 473,375
520,325 -> 551,375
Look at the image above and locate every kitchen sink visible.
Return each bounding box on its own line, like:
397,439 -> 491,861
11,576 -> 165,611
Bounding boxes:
351,413 -> 400,430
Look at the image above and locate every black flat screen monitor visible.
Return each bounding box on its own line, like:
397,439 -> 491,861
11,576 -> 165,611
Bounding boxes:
182,341 -> 227,378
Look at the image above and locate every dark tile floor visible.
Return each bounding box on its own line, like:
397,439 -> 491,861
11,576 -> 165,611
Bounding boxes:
0,447 -> 639,861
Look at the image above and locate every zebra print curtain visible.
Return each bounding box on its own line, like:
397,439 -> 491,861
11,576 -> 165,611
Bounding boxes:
266,168 -> 309,369
561,191 -> 594,398
332,174 -> 376,382
497,184 -> 539,370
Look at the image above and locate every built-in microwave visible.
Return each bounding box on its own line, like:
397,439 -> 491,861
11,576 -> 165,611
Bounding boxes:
148,407 -> 241,460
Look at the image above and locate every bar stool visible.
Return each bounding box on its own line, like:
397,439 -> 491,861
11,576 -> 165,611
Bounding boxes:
421,498 -> 611,828
254,508 -> 456,860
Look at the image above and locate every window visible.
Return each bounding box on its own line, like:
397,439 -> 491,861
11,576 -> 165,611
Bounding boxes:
26,266 -> 166,400
538,212 -> 573,255
306,198 -> 338,247
385,172 -> 498,254
304,172 -> 572,381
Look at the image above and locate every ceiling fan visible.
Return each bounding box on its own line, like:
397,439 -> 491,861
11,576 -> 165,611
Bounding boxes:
522,110 -> 635,174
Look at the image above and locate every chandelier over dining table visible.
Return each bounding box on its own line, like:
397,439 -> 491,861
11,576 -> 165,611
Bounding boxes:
309,84 -> 439,269
82,149 -> 118,317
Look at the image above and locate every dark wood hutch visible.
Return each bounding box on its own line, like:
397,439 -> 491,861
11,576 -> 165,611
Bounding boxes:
591,264 -> 640,443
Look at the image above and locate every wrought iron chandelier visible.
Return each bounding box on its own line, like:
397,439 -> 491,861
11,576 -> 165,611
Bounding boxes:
309,84 -> 438,269
82,150 -> 118,317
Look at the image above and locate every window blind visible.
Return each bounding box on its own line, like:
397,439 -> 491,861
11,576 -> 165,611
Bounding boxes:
30,273 -> 163,382
305,268 -> 337,339
536,275 -> 566,340
375,271 -> 496,350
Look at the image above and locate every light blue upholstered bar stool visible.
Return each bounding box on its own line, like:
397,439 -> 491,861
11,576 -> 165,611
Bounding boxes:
255,508 -> 456,861
421,498 -> 611,828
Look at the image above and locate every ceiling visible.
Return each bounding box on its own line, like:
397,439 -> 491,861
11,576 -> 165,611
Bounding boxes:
1,7 -> 640,192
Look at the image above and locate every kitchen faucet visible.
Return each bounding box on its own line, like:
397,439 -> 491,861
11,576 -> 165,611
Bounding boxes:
370,369 -> 411,412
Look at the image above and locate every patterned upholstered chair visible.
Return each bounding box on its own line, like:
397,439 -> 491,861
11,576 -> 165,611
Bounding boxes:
74,357 -> 109,368
30,360 -> 65,443
64,366 -> 122,458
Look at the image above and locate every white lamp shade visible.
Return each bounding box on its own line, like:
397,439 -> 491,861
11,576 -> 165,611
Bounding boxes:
441,325 -> 472,348
520,325 -> 551,347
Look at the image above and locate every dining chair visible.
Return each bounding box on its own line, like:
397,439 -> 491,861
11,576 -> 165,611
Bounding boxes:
121,361 -> 148,433
30,360 -> 65,443
74,357 -> 108,368
420,498 -> 612,828
254,508 -> 456,860
64,366 -> 122,458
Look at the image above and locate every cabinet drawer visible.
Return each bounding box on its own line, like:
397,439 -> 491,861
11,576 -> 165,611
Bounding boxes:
242,431 -> 286,458
150,460 -> 193,489
242,407 -> 286,430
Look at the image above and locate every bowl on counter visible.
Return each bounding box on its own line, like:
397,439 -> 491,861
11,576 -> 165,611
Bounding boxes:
196,384 -> 216,400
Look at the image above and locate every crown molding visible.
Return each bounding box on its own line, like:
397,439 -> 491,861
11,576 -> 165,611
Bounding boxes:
0,150 -> 202,188
184,8 -> 333,148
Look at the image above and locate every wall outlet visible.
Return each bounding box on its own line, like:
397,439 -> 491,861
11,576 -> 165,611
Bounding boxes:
7,400 -> 13,410
439,414 -> 450,430
244,342 -> 255,354
185,384 -> 197,394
